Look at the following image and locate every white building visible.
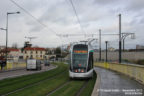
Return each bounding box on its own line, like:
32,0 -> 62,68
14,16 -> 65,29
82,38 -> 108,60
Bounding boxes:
23,47 -> 46,59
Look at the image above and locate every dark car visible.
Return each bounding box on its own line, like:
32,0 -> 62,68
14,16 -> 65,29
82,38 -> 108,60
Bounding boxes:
44,60 -> 50,66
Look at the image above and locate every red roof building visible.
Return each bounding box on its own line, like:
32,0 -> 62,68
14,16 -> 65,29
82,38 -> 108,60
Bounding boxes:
23,47 -> 46,59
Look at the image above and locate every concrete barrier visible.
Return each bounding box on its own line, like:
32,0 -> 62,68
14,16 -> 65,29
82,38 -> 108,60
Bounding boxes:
94,62 -> 144,85
0,62 -> 26,70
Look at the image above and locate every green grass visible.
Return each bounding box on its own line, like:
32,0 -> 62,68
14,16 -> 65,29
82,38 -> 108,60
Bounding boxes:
8,71 -> 69,96
0,62 -> 68,95
0,62 -> 97,96
79,72 -> 97,96
49,72 -> 97,96
49,80 -> 85,96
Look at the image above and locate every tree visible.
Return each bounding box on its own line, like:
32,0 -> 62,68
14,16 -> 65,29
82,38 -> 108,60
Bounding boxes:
55,47 -> 61,55
55,47 -> 61,59
12,43 -> 18,49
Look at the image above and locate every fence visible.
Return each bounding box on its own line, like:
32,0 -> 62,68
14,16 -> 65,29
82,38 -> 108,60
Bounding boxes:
94,51 -> 144,62
94,62 -> 144,85
0,59 -> 26,70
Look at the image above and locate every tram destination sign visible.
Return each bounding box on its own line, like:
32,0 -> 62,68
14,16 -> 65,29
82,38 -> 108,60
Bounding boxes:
73,50 -> 88,54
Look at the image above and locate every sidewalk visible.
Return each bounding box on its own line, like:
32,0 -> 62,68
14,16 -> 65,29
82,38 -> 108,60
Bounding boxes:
92,67 -> 144,96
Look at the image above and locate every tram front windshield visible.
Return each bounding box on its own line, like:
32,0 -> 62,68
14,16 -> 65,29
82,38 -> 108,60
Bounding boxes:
73,54 -> 87,68
72,45 -> 88,72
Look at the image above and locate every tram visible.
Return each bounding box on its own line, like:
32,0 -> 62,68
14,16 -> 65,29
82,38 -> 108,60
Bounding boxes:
69,42 -> 94,78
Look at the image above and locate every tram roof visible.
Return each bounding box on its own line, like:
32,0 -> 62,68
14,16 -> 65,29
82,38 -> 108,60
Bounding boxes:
70,41 -> 94,51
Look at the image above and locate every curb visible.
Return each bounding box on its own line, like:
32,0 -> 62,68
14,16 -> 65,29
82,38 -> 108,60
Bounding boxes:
0,67 -> 25,73
91,69 -> 101,96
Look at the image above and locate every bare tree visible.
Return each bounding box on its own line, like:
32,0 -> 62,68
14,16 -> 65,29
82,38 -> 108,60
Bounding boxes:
12,43 -> 18,49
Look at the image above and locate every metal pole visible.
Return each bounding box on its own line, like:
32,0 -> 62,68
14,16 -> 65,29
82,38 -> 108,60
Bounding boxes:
105,41 -> 108,62
61,44 -> 62,61
119,14 -> 122,63
123,39 -> 124,51
99,29 -> 101,61
5,13 -> 8,67
60,37 -> 63,62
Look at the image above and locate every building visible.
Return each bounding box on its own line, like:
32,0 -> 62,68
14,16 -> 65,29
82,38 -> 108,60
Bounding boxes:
136,45 -> 144,50
7,48 -> 21,59
0,48 -> 21,59
23,47 -> 46,59
108,47 -> 115,51
0,46 -> 5,50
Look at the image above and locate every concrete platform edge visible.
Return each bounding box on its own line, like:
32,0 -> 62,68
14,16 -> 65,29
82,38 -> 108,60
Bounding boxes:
91,70 -> 100,96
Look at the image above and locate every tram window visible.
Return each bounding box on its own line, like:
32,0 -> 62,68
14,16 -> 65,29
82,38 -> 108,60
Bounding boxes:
72,54 -> 87,68
72,44 -> 88,70
88,52 -> 93,71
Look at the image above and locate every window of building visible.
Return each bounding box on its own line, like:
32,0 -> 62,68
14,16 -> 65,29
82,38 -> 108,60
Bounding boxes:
41,51 -> 42,54
36,51 -> 38,54
31,51 -> 33,54
25,51 -> 27,54
30,55 -> 33,59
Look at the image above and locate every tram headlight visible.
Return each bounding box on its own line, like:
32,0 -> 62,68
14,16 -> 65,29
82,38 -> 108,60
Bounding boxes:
81,69 -> 84,73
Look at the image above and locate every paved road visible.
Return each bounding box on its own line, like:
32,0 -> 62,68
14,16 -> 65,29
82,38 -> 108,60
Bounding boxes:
94,67 -> 144,96
0,64 -> 56,80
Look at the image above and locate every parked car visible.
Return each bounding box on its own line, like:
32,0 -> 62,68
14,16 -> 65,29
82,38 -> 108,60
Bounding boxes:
44,60 -> 50,66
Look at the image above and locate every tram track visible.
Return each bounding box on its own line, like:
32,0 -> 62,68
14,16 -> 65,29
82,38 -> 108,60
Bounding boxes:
46,79 -> 90,96
75,80 -> 89,96
46,80 -> 71,96
1,70 -> 67,96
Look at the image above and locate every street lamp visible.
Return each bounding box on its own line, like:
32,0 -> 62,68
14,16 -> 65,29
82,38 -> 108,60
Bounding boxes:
121,33 -> 135,51
0,28 -> 7,30
0,28 -> 7,70
105,41 -> 108,62
118,14 -> 122,63
5,11 -> 20,66
99,29 -> 101,62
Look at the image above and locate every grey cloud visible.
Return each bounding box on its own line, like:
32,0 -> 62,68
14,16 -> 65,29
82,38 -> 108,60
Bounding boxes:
38,1 -> 74,25
30,25 -> 44,32
126,0 -> 144,11
0,0 -> 144,48
94,0 -> 118,5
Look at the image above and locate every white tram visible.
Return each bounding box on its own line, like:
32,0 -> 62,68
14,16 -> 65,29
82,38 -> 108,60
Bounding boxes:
69,42 -> 94,78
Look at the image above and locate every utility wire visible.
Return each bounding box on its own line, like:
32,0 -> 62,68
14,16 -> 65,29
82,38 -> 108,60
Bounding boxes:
69,0 -> 86,35
9,0 -> 58,35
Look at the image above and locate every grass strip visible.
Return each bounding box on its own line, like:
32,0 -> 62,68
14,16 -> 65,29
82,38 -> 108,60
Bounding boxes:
0,63 -> 64,87
8,71 -> 69,96
49,72 -> 96,96
79,72 -> 97,96
0,63 -> 67,95
49,80 -> 85,96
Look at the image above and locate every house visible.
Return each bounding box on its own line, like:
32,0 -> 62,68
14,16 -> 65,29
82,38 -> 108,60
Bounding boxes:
23,47 -> 46,59
7,48 -> 20,59
0,48 -> 21,59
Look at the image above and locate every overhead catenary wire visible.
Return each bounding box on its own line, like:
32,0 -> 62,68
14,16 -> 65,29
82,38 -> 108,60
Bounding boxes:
9,0 -> 58,36
68,0 -> 86,35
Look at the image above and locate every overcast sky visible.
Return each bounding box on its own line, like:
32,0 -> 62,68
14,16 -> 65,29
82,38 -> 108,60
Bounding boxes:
0,0 -> 144,49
